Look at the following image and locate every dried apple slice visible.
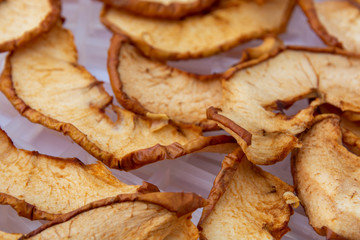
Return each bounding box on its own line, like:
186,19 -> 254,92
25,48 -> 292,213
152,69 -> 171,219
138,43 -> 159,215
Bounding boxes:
98,0 -> 216,19
0,22 -> 236,171
0,0 -> 60,52
0,127 -> 157,220
108,35 -> 282,131
100,0 -> 295,60
292,115 -> 360,240
108,34 -> 222,131
198,148 -> 298,240
298,0 -> 360,52
208,47 -> 360,165
16,192 -> 205,239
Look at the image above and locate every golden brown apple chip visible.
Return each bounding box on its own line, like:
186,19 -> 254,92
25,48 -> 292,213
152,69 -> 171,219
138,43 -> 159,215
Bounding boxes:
198,148 -> 298,240
0,0 -> 60,52
12,192 -> 205,240
0,23 -> 236,171
292,115 -> 360,240
100,0 -> 295,60
108,34 -> 222,131
208,47 -> 360,165
108,35 -> 282,131
0,127 -> 158,221
298,0 -> 360,52
98,0 -> 216,19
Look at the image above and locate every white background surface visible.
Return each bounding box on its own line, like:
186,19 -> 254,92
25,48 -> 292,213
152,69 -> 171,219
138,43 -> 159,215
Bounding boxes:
0,0 -> 329,239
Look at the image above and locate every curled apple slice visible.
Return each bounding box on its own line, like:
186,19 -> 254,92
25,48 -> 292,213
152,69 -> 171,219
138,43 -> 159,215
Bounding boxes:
0,0 -> 60,52
108,34 -> 222,131
299,0 -> 360,52
341,120 -> 360,156
3,192 -> 205,240
0,22 -> 236,171
108,35 -> 282,131
317,103 -> 360,156
0,127 -> 157,220
198,148 -> 298,240
292,115 -> 360,240
98,0 -> 216,19
100,0 -> 295,60
208,47 -> 360,165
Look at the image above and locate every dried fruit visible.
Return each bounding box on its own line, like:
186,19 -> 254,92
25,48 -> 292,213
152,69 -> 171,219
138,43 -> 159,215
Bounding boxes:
0,22 -> 236,171
108,35 -> 222,131
292,115 -> 360,240
299,0 -> 360,52
208,47 -> 360,165
0,0 -> 60,52
98,0 -> 216,19
100,0 -> 295,60
108,35 -> 282,131
3,192 -> 205,240
198,148 -> 298,239
0,127 -> 157,220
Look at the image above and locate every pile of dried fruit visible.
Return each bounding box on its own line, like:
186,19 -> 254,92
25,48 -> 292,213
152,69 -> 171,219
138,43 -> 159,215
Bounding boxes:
0,0 -> 360,239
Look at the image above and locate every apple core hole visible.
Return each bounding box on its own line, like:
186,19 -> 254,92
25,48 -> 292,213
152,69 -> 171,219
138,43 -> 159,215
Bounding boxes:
270,98 -> 311,118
